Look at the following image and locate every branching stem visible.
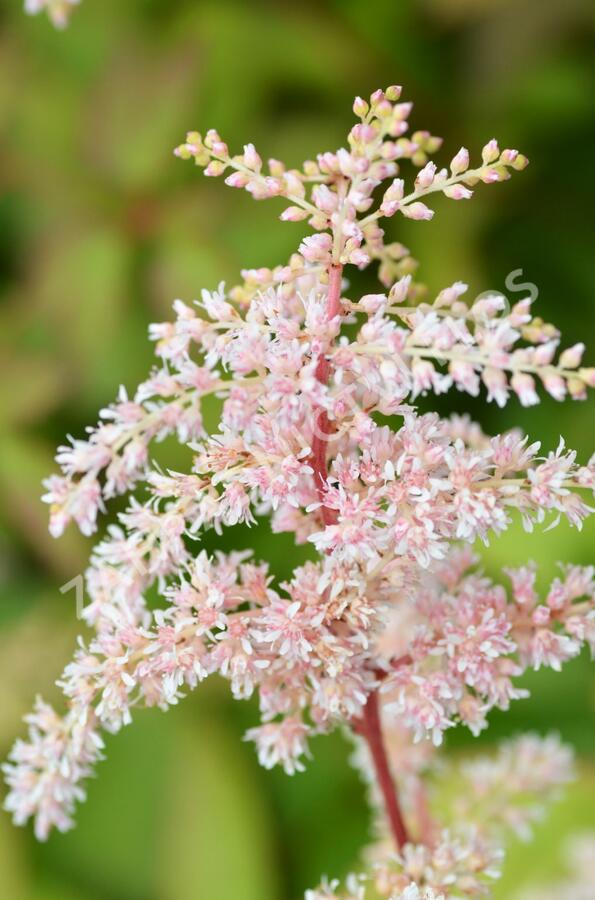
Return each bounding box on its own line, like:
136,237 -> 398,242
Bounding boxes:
353,689 -> 410,851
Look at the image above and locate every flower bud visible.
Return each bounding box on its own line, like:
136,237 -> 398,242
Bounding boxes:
425,136 -> 443,154
385,85 -> 402,101
204,129 -> 222,149
401,201 -> 434,221
542,373 -> 566,401
224,171 -> 249,188
500,148 -> 518,165
380,178 -> 404,216
312,184 -> 339,214
388,275 -> 411,304
380,141 -> 399,160
243,143 -> 262,171
350,123 -> 377,145
280,206 -> 308,222
299,233 -> 332,263
394,102 -> 413,121
268,158 -> 286,177
352,96 -> 369,118
174,143 -> 193,160
348,247 -> 370,268
480,166 -> 509,184
415,161 -> 437,190
443,184 -> 473,200
511,372 -> 539,406
205,160 -> 226,177
211,141 -> 228,157
481,139 -> 500,165
375,100 -> 393,118
303,160 -> 319,177
533,341 -> 557,366
512,153 -> 529,171
450,147 -> 470,175
559,343 -> 585,369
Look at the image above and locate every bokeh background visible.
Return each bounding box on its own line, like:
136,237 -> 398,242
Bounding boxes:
1,0 -> 594,897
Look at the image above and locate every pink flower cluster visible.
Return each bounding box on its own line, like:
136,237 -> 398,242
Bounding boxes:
378,551 -> 595,744
4,87 -> 594,896
315,732 -> 573,898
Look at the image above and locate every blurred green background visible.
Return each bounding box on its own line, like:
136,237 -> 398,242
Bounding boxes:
0,0 -> 594,897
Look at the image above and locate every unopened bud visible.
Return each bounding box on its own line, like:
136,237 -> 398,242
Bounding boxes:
559,343 -> 585,369
450,147 -> 470,175
243,143 -> 262,171
385,85 -> 402,101
481,138 -> 500,165
415,161 -> 437,190
353,96 -> 369,118
268,158 -> 286,177
303,160 -> 320,177
512,153 -> 529,171
444,184 -> 473,200
205,160 -> 226,177
401,201 -> 434,221
501,148 -> 518,165
280,206 -> 308,222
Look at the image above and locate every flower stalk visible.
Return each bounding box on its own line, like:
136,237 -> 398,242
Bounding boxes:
353,688 -> 410,850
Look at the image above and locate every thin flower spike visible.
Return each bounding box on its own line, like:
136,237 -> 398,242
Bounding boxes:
5,88 -> 594,899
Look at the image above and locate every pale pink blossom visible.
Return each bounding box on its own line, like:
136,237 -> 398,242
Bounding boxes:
5,87 -> 594,899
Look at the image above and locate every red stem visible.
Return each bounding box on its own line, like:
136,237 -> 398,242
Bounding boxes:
310,263 -> 343,526
354,690 -> 410,851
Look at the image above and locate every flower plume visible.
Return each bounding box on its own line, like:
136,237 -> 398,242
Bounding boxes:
4,87 -> 594,896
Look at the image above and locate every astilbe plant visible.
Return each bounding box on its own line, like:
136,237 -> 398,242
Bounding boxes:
4,87 -> 595,897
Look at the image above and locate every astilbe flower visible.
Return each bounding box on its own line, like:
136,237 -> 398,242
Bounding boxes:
24,0 -> 80,28
3,87 -> 594,894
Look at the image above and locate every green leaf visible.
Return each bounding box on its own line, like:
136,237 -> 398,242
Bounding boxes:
0,812 -> 30,900
156,695 -> 280,900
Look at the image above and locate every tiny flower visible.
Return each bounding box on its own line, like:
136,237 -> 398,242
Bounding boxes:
481,138 -> 500,165
353,96 -> 369,118
443,184 -> 473,200
299,232 -> 333,263
242,143 -> 262,171
559,343 -> 585,369
450,147 -> 470,175
415,161 -> 437,190
401,202 -> 434,221
280,205 -> 309,222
